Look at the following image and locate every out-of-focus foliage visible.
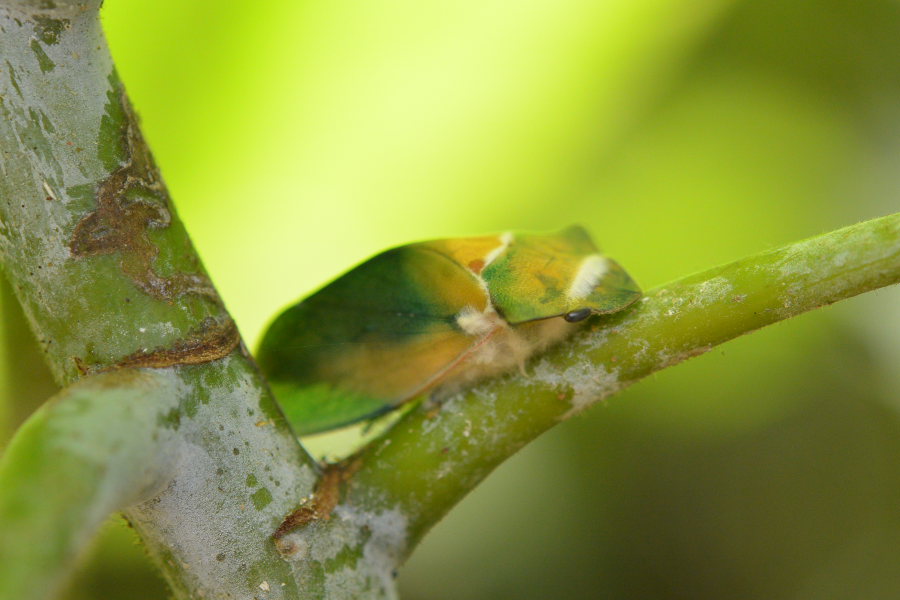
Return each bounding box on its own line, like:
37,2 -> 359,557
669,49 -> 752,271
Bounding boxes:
1,0 -> 897,598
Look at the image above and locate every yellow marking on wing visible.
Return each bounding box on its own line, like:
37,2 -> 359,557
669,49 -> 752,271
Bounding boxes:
418,235 -> 509,276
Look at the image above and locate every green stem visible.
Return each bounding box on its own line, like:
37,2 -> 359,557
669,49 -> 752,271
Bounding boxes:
0,273 -> 59,444
347,213 -> 900,553
0,5 -> 337,598
0,370 -> 179,600
3,1 -> 898,597
0,5 -> 228,384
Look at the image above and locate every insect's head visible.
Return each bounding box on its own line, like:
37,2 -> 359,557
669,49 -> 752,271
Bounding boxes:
568,255 -> 642,318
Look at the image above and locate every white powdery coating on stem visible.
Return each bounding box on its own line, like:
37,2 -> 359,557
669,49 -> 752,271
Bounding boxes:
327,506 -> 407,600
278,502 -> 407,600
126,359 -> 317,599
774,235 -> 846,278
695,276 -> 734,303
529,356 -> 623,421
649,276 -> 734,319
773,223 -> 897,280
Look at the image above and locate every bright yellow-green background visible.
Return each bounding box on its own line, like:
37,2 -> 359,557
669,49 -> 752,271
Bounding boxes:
3,0 -> 900,598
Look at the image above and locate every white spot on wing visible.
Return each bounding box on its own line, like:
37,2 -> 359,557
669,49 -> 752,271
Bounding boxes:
482,232 -> 514,269
567,254 -> 610,300
456,305 -> 498,336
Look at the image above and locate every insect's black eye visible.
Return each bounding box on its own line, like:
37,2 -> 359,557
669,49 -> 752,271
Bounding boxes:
563,308 -> 592,323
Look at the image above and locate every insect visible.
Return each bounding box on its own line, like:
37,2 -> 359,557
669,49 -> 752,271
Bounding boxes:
257,226 -> 641,435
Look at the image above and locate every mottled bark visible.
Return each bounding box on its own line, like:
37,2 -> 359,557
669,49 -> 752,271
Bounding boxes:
0,2 -> 897,599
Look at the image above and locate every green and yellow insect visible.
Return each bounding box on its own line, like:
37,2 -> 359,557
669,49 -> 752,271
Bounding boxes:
257,226 -> 641,435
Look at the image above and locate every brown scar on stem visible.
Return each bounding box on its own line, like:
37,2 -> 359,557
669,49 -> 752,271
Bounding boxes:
273,457 -> 363,542
73,317 -> 240,374
73,355 -> 89,376
68,89 -> 217,303
113,317 -> 240,369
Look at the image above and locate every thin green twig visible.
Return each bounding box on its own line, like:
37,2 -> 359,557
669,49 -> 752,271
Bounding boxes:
0,370 -> 178,600
347,213 -> 900,554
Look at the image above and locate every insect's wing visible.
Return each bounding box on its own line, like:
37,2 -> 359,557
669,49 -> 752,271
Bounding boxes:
257,245 -> 487,435
415,235 -> 507,274
482,226 -> 641,323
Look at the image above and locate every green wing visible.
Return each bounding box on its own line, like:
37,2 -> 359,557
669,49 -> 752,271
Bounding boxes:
257,245 -> 487,435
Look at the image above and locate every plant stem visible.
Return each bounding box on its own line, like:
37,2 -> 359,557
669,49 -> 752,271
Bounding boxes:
2,1 -> 898,598
0,273 -> 59,444
0,370 -> 180,600
0,5 -> 335,598
346,213 -> 900,553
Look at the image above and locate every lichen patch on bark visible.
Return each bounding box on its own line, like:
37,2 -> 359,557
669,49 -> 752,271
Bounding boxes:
32,14 -> 70,46
69,84 -> 217,304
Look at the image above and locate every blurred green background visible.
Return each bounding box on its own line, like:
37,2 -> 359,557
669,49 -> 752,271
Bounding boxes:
3,0 -> 900,598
